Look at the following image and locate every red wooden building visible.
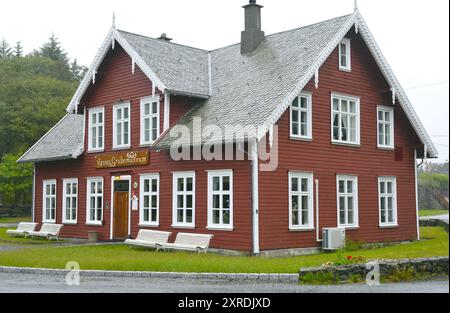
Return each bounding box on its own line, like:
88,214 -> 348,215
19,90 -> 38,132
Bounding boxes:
19,2 -> 438,255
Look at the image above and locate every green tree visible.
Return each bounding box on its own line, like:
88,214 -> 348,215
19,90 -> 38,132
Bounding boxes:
0,153 -> 33,207
13,41 -> 23,58
0,38 -> 12,59
70,58 -> 88,81
38,34 -> 68,64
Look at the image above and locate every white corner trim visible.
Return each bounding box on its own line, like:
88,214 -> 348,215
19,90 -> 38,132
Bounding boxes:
66,27 -> 166,114
258,11 -> 437,158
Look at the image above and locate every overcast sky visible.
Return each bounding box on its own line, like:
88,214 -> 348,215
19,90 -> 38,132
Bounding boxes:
1,0 -> 449,162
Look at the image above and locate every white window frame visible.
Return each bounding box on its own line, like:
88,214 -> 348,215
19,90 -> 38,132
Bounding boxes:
86,177 -> 104,226
42,179 -> 56,223
331,93 -> 360,146
377,106 -> 395,149
88,107 -> 105,152
140,96 -> 160,146
378,177 -> 398,227
339,38 -> 351,71
288,172 -> 314,230
172,172 -> 196,228
113,102 -> 131,149
207,170 -> 234,230
290,93 -> 313,140
336,175 -> 359,228
62,178 -> 78,224
139,174 -> 160,227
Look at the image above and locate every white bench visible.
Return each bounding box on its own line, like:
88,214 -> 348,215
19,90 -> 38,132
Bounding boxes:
25,223 -> 64,241
157,233 -> 214,254
125,230 -> 172,249
6,222 -> 38,237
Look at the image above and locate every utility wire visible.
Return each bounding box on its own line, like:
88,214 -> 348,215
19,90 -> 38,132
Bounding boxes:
405,81 -> 449,90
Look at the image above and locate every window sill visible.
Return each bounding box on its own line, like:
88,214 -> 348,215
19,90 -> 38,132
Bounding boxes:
171,224 -> 195,229
62,221 -> 77,225
289,227 -> 315,232
112,146 -> 131,151
377,146 -> 395,151
332,141 -> 360,148
140,143 -> 156,148
86,222 -> 103,227
339,226 -> 360,230
206,226 -> 234,232
290,136 -> 313,142
339,67 -> 352,73
379,224 -> 399,229
42,220 -> 56,224
139,223 -> 160,228
87,149 -> 105,154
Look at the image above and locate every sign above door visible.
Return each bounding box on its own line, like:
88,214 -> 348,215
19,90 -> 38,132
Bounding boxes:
95,151 -> 149,169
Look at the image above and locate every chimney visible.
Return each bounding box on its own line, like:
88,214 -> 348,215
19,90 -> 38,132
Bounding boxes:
157,33 -> 173,42
241,0 -> 265,54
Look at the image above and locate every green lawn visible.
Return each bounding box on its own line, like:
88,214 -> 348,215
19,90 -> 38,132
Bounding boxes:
0,227 -> 447,273
0,228 -> 63,245
0,216 -> 32,224
419,209 -> 449,217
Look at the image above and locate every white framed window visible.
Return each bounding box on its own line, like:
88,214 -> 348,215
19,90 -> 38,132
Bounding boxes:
377,106 -> 395,149
140,174 -> 159,226
140,96 -> 160,145
331,94 -> 360,145
88,107 -> 104,152
42,180 -> 56,223
289,172 -> 314,230
172,172 -> 195,228
339,38 -> 351,71
207,170 -> 233,230
86,177 -> 103,225
378,177 -> 398,227
290,93 -> 312,140
113,102 -> 131,149
62,178 -> 78,224
337,175 -> 359,228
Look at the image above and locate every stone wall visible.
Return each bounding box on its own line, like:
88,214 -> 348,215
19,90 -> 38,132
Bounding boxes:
299,257 -> 449,282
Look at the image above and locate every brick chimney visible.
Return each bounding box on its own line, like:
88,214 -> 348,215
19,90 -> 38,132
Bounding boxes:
241,0 -> 265,54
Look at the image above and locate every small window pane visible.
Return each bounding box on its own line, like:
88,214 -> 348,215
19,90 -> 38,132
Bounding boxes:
222,176 -> 230,191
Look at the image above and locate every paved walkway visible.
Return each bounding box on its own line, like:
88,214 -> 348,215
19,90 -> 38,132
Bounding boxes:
0,272 -> 447,293
420,214 -> 449,224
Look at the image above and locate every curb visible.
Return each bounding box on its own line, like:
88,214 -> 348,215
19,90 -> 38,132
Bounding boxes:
0,266 -> 299,283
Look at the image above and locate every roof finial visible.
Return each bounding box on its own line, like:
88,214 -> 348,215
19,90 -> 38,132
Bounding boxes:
112,12 -> 116,28
354,0 -> 359,12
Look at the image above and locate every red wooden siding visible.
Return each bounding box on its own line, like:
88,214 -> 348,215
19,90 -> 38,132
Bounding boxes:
258,30 -> 421,250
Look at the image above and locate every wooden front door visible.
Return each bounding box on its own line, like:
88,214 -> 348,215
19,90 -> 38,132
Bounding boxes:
113,191 -> 129,239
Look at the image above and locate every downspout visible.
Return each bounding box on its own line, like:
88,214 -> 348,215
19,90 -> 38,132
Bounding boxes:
251,139 -> 260,255
414,149 -> 420,241
315,179 -> 322,242
32,164 -> 36,223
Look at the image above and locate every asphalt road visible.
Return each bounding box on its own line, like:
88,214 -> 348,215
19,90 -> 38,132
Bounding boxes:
0,272 -> 448,293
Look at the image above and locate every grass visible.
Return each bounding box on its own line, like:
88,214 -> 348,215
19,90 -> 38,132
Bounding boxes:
0,227 -> 447,273
0,216 -> 32,224
419,209 -> 449,217
0,228 -> 63,245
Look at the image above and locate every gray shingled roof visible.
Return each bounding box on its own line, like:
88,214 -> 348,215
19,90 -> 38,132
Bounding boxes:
118,30 -> 210,98
18,114 -> 84,163
155,14 -> 352,148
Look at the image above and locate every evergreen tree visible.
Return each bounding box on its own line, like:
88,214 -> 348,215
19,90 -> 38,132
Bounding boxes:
13,41 -> 23,58
0,38 -> 12,59
70,58 -> 88,81
39,34 -> 68,65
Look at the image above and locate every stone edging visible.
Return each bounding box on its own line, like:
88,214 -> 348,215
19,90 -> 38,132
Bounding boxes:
298,257 -> 449,282
419,219 -> 449,233
0,266 -> 298,283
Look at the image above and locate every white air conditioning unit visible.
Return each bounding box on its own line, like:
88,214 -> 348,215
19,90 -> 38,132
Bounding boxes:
322,228 -> 346,251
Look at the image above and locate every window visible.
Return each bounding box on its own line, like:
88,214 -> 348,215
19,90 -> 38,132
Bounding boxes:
289,172 -> 314,230
86,178 -> 103,225
140,174 -> 159,226
332,94 -> 360,145
88,107 -> 104,152
140,96 -> 160,145
339,38 -> 351,71
290,93 -> 312,139
207,170 -> 233,230
43,180 -> 56,223
172,172 -> 195,227
337,175 -> 359,228
379,177 -> 398,226
377,106 -> 394,149
113,102 -> 130,149
62,179 -> 78,224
